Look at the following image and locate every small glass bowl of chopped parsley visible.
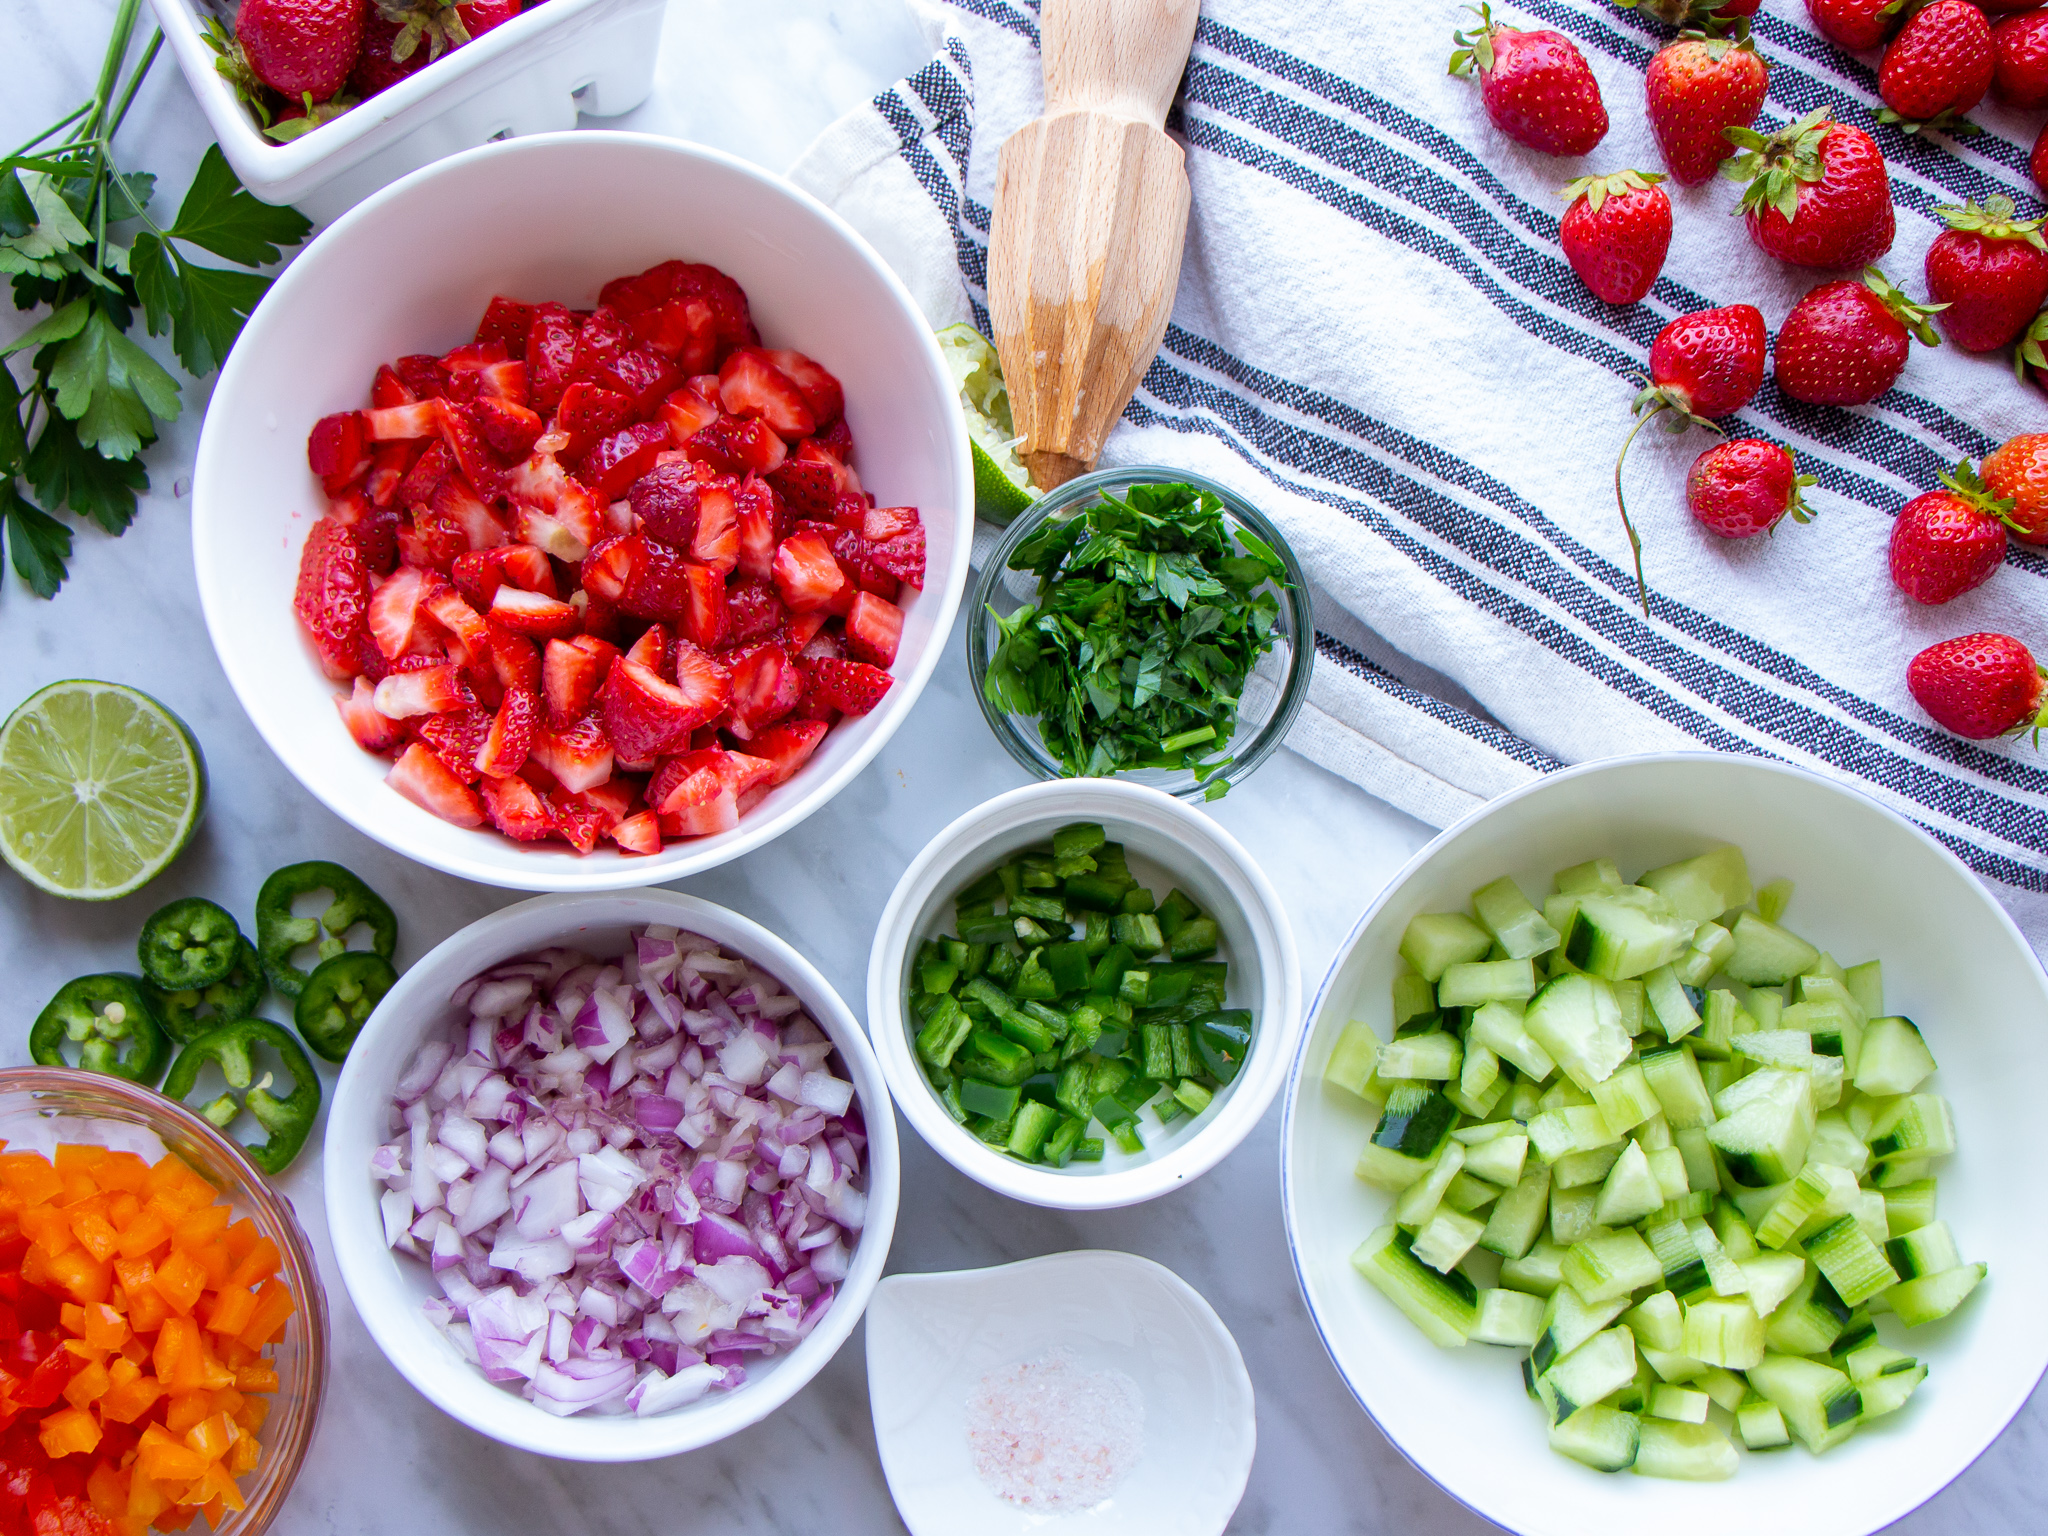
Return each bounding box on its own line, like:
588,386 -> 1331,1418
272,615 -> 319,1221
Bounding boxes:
968,469 -> 1312,800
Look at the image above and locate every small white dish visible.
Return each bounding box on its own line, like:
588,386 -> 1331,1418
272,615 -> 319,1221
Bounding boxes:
867,779 -> 1302,1210
865,1251 -> 1255,1536
1282,752 -> 2048,1536
324,887 -> 900,1460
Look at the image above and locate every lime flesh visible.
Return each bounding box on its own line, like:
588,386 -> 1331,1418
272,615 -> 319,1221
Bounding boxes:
936,322 -> 1038,524
0,681 -> 206,900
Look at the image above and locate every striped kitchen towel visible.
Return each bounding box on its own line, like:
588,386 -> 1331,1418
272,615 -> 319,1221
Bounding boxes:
790,0 -> 2048,944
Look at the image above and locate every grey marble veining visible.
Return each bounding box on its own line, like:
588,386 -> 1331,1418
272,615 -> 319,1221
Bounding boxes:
1,3 -> 2044,1532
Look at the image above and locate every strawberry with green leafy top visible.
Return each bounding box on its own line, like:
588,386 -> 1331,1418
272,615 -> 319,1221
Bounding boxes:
1645,23 -> 1768,186
1978,433 -> 2048,544
1722,108 -> 1894,270
1687,440 -> 1815,539
1924,196 -> 2048,353
1888,464 -> 2016,604
1878,0 -> 1993,134
1805,0 -> 1903,52
1448,5 -> 1609,158
1558,171 -> 1671,304
1907,633 -> 2048,741
1774,268 -> 1943,406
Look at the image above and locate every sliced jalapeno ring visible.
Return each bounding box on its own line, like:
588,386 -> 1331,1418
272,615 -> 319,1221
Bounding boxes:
136,897 -> 242,993
255,860 -> 398,1000
294,951 -> 398,1064
31,974 -> 173,1086
1191,1009 -> 1254,1085
147,935 -> 266,1045
162,1019 -> 322,1176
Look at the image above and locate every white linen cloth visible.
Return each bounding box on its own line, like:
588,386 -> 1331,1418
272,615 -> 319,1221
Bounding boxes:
791,0 -> 2048,942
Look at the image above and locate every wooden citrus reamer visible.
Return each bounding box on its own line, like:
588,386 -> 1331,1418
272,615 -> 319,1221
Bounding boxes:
988,0 -> 1201,491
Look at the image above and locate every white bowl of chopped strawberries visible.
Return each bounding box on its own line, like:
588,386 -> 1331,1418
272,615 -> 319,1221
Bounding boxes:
193,131 -> 973,890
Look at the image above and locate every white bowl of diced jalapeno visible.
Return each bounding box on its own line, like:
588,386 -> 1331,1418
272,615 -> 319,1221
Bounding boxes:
868,779 -> 1301,1210
1280,752 -> 2048,1536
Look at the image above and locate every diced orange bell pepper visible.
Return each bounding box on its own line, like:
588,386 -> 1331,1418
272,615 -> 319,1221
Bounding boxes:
61,1359 -> 109,1410
86,1458 -> 127,1518
19,1206 -> 76,1256
46,1248 -> 110,1305
152,1318 -> 201,1394
236,1281 -> 295,1350
98,1372 -> 163,1425
94,1152 -> 149,1195
203,1287 -> 256,1340
79,1302 -> 128,1351
57,1168 -> 100,1206
232,1362 -> 279,1394
53,1146 -> 104,1178
232,1395 -> 269,1435
186,1241 -> 232,1291
37,1405 -> 102,1458
126,1468 -> 171,1523
227,1433 -> 260,1477
182,1413 -> 233,1464
0,1153 -> 63,1206
150,1250 -> 206,1317
195,1461 -> 244,1513
114,1209 -> 170,1262
135,1424 -> 210,1484
69,1207 -> 121,1264
153,1505 -> 197,1532
172,1207 -> 229,1247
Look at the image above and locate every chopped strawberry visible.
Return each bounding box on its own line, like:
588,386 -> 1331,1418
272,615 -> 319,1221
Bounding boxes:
625,623 -> 667,674
600,348 -> 681,418
482,774 -> 555,842
690,479 -> 740,573
610,810 -> 663,855
772,528 -> 847,613
629,460 -> 702,549
366,400 -> 442,441
779,609 -> 829,657
295,518 -> 371,680
395,353 -> 449,400
765,460 -> 837,521
526,302 -> 579,412
726,642 -> 804,736
485,620 -> 542,694
398,503 -> 469,574
601,656 -> 722,761
599,262 -> 678,318
471,396 -> 544,461
373,663 -> 472,718
733,476 -> 779,580
309,411 -> 371,494
747,719 -> 828,786
475,295 -> 535,359
506,456 -> 602,561
864,506 -> 926,590
795,435 -> 861,498
845,591 -> 904,668
529,714 -> 615,793
552,382 -> 634,459
422,585 -> 489,665
569,307 -> 629,386
803,656 -> 891,716
581,421 -> 670,502
453,543 -> 558,606
539,783 -> 607,853
477,687 -> 539,778
725,579 -> 786,646
661,786 -> 739,839
672,639 -> 734,721
542,636 -> 608,725
432,475 -> 509,552
388,743 -> 486,828
395,439 -> 454,508
490,586 -> 582,639
413,706 -> 492,783
686,416 -> 787,476
477,358 -> 528,405
637,298 -> 719,372
335,677 -> 403,753
578,533 -> 636,606
579,776 -> 636,826
818,417 -> 855,463
761,349 -> 843,428
437,404 -> 506,502
327,489 -> 399,575
656,383 -> 721,446
615,535 -> 693,622
365,438 -> 422,508
720,348 -> 815,439
370,363 -> 414,409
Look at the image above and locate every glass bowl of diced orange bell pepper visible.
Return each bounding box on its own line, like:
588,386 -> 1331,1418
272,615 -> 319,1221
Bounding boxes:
0,1067 -> 327,1535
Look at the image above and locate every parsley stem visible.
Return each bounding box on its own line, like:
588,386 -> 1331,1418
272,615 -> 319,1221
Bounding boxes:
1159,726 -> 1216,754
84,0 -> 148,145
8,105 -> 91,160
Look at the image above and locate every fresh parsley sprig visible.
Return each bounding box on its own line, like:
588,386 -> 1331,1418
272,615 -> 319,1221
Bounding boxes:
983,481 -> 1288,799
1,0 -> 312,597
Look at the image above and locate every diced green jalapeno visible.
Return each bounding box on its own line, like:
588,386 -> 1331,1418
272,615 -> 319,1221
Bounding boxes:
161,1018 -> 321,1175
31,974 -> 172,1085
293,950 -> 397,1063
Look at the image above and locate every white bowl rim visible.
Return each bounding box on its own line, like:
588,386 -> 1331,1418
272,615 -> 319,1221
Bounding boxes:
867,778 -> 1303,1211
1277,749 -> 2048,1529
193,128 -> 974,893
323,887 -> 901,1460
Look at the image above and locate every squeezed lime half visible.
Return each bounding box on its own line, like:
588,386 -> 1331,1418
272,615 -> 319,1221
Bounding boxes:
936,322 -> 1039,525
0,680 -> 207,900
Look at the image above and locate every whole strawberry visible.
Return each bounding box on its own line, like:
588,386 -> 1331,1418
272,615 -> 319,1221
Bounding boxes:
1687,439 -> 1816,538
1614,305 -> 1769,606
1993,9 -> 2048,108
1806,0 -> 1901,52
1774,267 -> 1944,405
1723,109 -> 1894,270
1878,0 -> 1993,133
1888,463 -> 2014,604
235,0 -> 366,101
1449,5 -> 1608,158
1907,633 -> 2048,740
2035,123 -> 2048,198
351,12 -> 426,96
1979,433 -> 2048,544
1559,170 -> 1671,304
1645,25 -> 1769,186
1924,196 -> 2048,353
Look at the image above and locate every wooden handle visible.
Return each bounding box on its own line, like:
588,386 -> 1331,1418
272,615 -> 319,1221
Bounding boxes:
1042,0 -> 1201,126
988,0 -> 1199,490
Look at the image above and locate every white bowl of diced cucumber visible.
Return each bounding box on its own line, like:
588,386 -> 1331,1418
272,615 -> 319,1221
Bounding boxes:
1280,752 -> 2048,1536
869,778 -> 1301,1210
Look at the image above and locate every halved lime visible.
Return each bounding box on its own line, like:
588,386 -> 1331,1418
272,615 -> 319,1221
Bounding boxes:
0,681 -> 207,901
936,322 -> 1040,525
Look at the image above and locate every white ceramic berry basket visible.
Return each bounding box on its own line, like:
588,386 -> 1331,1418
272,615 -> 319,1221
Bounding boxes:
147,0 -> 666,219
192,131 -> 974,891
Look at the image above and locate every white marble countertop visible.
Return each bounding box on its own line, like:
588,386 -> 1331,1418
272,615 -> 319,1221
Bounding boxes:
2,3 -> 2043,1532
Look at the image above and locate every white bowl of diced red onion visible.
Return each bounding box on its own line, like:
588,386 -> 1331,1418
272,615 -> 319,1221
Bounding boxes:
193,131 -> 972,891
323,887 -> 898,1460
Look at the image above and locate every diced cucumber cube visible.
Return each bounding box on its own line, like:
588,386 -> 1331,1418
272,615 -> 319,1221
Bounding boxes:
1632,1419 -> 1737,1482
1755,877 -> 1794,924
1707,1070 -> 1814,1187
1888,1260 -> 1986,1328
1499,1233 -> 1566,1294
1469,1000 -> 1555,1081
1856,1360 -> 1928,1421
1737,1397 -> 1792,1451
1881,1177 -> 1938,1238
1755,1160 -> 1859,1251
1443,1171 -> 1502,1214
1470,1286 -> 1547,1347
1525,973 -> 1632,1092
1351,1225 -> 1477,1346
1643,964 -> 1701,1042
1548,1405 -> 1639,1472
1885,1221 -> 1960,1281
1564,893 -> 1695,982
1411,1207 -> 1487,1273
1398,912 -> 1493,983
1438,957 -> 1537,1008
1552,1143 -> 1623,1191
1803,1216 -> 1899,1308
1471,876 -> 1561,960
1593,1063 -> 1660,1139
1378,1031 -> 1462,1082
1593,1142 -> 1665,1228
1554,858 -> 1623,896
1765,1268 -> 1853,1356
1480,1164 -> 1552,1261
1461,1131 -> 1528,1189
1638,1046 -> 1714,1131
1549,1185 -> 1601,1247
1673,921 -> 1735,988
1540,1327 -> 1638,1424
1640,1344 -> 1708,1383
1355,1143 -> 1433,1191
1323,1020 -> 1382,1099
1748,1353 -> 1863,1453
1739,1253 -> 1807,1319
1563,1229 -> 1663,1304
1855,1016 -> 1937,1097
1806,1110 -> 1872,1176
1724,912 -> 1822,987
1528,1105 -> 1616,1163
1371,1085 -> 1459,1160
1395,1142 -> 1468,1229
1843,958 -> 1883,1018
1639,846 -> 1753,923
1646,1384 -> 1710,1424
1648,1147 -> 1691,1201
1732,1029 -> 1814,1069
1680,1298 -> 1765,1369
1613,978 -> 1647,1037
1867,1093 -> 1955,1163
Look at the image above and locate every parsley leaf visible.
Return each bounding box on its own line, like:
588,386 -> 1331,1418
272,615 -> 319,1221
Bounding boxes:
0,173 -> 32,240
49,308 -> 179,460
27,412 -> 146,536
2,484 -> 72,598
1,295 -> 89,358
133,234 -> 271,377
167,145 -> 312,267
